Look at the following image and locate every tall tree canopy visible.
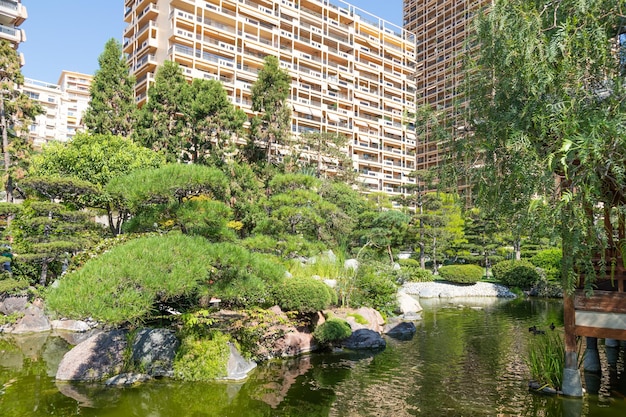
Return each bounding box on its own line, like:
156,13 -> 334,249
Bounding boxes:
0,40 -> 41,203
459,0 -> 626,291
249,56 -> 292,164
134,61 -> 188,161
83,39 -> 136,137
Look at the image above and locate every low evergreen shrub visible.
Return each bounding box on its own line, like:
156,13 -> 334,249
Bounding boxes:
397,259 -> 435,282
492,259 -> 540,289
0,277 -> 29,294
349,262 -> 398,315
313,317 -> 352,345
437,264 -> 484,284
173,331 -> 231,381
530,248 -> 562,282
272,277 -> 333,314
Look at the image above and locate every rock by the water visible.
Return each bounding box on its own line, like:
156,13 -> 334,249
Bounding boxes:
332,307 -> 385,333
0,296 -> 28,315
105,373 -> 151,386
224,343 -> 257,380
56,330 -> 128,381
131,328 -> 179,377
10,305 -> 51,334
396,291 -> 422,315
384,319 -> 417,338
51,320 -> 91,333
341,329 -> 386,350
403,281 -> 516,298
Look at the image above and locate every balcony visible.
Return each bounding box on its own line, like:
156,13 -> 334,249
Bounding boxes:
0,0 -> 27,26
0,23 -> 23,44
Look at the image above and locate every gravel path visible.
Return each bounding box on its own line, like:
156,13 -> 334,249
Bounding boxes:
402,281 -> 516,299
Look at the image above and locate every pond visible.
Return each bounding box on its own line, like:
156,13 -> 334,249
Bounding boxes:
2,298 -> 626,416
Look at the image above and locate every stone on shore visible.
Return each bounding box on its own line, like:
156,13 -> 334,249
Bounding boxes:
131,328 -> 179,377
341,329 -> 386,350
224,343 -> 257,380
10,304 -> 51,334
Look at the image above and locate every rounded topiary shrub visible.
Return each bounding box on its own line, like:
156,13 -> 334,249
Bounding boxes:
313,317 -> 352,345
437,264 -> 484,284
530,248 -> 562,283
492,259 -> 540,289
273,277 -> 333,314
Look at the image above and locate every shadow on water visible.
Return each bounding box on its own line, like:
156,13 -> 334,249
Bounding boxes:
2,298 -> 626,416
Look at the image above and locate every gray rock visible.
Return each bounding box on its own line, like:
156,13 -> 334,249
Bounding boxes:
223,342 -> 256,380
56,329 -> 102,346
396,292 -> 422,314
0,296 -> 28,315
131,328 -> 179,377
324,279 -> 337,288
384,320 -> 417,337
284,271 -> 293,278
323,250 -> 337,263
344,259 -> 359,271
10,305 -> 51,334
341,329 -> 386,350
56,329 -> 128,381
51,320 -> 91,332
105,373 -> 151,386
417,286 -> 441,298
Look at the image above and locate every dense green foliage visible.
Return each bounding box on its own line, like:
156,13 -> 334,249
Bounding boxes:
530,249 -> 562,283
437,264 -> 484,284
349,262 -> 398,315
491,260 -> 540,290
173,331 -> 231,381
83,39 -> 136,137
397,259 -> 435,282
272,277 -> 334,314
0,277 -> 28,294
45,234 -> 285,324
313,317 -> 352,345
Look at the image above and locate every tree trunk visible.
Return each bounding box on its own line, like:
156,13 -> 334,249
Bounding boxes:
432,236 -> 438,274
39,259 -> 49,286
513,239 -> 521,260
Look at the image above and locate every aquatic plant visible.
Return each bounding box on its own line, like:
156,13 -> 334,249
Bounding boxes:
526,330 -> 564,390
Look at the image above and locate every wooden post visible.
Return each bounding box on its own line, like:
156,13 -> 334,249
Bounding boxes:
562,292 -> 583,396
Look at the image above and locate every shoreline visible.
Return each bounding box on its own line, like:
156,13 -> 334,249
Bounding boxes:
402,281 -> 516,299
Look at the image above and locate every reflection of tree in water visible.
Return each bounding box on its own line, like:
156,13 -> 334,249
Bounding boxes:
0,335 -> 79,417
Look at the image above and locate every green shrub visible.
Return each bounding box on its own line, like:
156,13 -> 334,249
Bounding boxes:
272,277 -> 333,314
491,259 -> 540,289
45,234 -> 285,324
530,248 -> 562,282
0,277 -> 29,294
437,264 -> 484,284
349,263 -> 398,315
397,259 -> 435,282
173,331 -> 231,381
313,317 -> 352,345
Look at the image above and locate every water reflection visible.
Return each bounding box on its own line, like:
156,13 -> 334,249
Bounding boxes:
1,299 -> 626,416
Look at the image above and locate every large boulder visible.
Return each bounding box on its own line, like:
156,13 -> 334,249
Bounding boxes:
383,318 -> 417,340
131,328 -> 179,377
10,304 -> 51,334
0,295 -> 28,315
396,291 -> 422,315
341,329 -> 386,350
331,307 -> 385,333
56,330 -> 128,381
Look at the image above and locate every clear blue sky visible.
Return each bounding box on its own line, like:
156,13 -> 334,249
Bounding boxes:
19,0 -> 403,84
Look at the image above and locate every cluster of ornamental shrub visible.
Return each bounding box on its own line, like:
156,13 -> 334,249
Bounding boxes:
272,277 -> 336,314
396,259 -> 435,283
491,259 -> 540,290
437,264 -> 484,284
313,317 -> 352,345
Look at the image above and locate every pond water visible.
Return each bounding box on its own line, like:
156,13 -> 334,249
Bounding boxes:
2,298 -> 626,417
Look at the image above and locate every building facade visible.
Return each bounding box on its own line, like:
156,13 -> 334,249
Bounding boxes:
23,71 -> 92,148
403,0 -> 486,172
0,0 -> 27,66
124,0 -> 420,195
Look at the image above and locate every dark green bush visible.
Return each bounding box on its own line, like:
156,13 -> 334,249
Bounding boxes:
313,317 -> 352,344
397,259 -> 435,282
492,259 -> 540,289
173,331 -> 231,381
530,248 -> 562,282
437,264 -> 484,284
0,277 -> 29,294
350,262 -> 398,315
272,277 -> 333,314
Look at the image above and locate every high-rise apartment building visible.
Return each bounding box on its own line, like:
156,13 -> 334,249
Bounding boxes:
124,0 -> 420,195
23,71 -> 92,148
403,0 -> 486,172
0,0 -> 27,64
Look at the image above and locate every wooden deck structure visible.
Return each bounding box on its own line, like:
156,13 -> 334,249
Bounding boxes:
563,210 -> 626,396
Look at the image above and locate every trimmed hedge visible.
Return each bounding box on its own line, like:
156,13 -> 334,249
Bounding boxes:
272,277 -> 334,314
530,248 -> 562,282
313,317 -> 352,344
437,264 -> 484,284
492,259 -> 540,289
